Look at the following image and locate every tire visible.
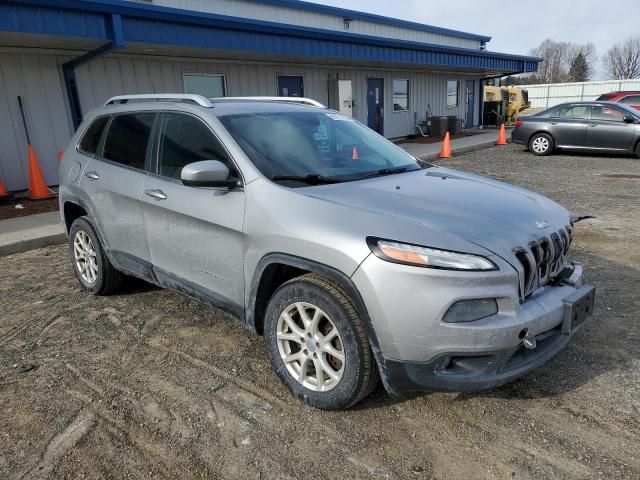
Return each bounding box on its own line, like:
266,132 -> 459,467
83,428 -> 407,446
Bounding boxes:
264,274 -> 379,410
529,133 -> 554,156
636,141 -> 640,159
68,216 -> 124,295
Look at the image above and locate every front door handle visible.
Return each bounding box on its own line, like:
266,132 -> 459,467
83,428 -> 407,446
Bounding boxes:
145,189 -> 167,200
589,123 -> 597,127
85,171 -> 100,180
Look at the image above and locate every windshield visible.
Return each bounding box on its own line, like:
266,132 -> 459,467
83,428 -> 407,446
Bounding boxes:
218,111 -> 421,185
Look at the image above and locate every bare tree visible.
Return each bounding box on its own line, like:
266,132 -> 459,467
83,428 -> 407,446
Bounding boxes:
528,40 -> 598,84
603,37 -> 640,79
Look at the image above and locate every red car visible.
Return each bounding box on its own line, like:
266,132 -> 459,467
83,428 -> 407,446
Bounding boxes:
596,91 -> 640,110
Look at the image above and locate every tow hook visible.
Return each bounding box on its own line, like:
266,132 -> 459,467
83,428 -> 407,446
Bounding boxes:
523,334 -> 537,350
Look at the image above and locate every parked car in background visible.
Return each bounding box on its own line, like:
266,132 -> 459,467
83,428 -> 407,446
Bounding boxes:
512,101 -> 640,157
59,94 -> 595,410
596,91 -> 640,111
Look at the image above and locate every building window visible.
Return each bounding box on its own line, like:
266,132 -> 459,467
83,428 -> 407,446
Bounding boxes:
393,79 -> 409,112
183,73 -> 226,98
447,80 -> 459,107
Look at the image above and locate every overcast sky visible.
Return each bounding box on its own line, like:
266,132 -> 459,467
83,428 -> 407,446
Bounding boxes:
309,0 -> 640,79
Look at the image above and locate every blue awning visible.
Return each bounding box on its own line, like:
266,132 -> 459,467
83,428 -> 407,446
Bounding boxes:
1,0 -> 541,74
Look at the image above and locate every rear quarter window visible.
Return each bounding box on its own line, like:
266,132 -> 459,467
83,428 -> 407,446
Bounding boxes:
78,116 -> 109,154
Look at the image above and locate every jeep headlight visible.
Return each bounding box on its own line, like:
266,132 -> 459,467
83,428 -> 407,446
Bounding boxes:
367,238 -> 497,271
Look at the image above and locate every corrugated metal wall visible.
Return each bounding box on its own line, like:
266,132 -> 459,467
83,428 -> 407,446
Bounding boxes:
0,50 -> 479,191
75,54 -> 477,139
0,51 -> 74,191
129,0 -> 482,50
521,79 -> 640,108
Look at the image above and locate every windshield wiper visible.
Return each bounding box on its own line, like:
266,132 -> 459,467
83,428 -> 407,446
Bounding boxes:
356,166 -> 416,180
270,174 -> 343,185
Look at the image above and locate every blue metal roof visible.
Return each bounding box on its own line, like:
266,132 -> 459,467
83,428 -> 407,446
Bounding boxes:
1,0 -> 541,73
247,0 -> 493,43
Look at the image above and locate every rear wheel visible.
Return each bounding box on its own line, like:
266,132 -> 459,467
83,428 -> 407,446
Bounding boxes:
68,216 -> 124,295
529,133 -> 554,156
264,274 -> 378,410
635,140 -> 640,159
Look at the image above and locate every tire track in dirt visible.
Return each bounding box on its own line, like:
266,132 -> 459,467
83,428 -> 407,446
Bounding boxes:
21,410 -> 95,479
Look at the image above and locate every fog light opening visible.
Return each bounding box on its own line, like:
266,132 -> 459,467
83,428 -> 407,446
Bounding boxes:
442,298 -> 498,323
518,328 -> 528,340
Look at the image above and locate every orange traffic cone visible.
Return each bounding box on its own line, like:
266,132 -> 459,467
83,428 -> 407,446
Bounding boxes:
439,131 -> 452,158
0,176 -> 10,204
27,144 -> 50,200
496,123 -> 508,145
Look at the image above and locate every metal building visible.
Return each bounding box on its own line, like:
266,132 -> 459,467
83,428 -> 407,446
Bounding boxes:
0,0 -> 541,191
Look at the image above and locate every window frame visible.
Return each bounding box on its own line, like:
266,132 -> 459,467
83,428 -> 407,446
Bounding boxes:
446,80 -> 460,108
392,79 -> 410,113
94,112 -> 159,173
150,111 -> 244,186
182,73 -> 227,98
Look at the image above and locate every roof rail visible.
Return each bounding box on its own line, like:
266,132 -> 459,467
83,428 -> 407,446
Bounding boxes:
211,96 -> 327,108
104,94 -> 213,107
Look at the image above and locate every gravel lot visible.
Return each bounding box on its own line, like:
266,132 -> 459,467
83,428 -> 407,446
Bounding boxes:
1,144 -> 639,479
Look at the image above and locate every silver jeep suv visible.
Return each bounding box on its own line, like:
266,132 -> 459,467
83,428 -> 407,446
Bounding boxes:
59,94 -> 595,410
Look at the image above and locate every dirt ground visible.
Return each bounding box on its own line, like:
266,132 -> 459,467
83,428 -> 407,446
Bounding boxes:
1,145 -> 639,479
0,196 -> 58,221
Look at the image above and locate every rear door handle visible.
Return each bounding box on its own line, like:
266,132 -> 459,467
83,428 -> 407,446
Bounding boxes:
145,189 -> 167,200
589,123 -> 597,127
85,171 -> 100,180
550,121 -> 558,125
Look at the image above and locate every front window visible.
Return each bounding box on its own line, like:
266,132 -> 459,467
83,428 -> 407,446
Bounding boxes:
219,111 -> 420,186
393,79 -> 409,112
590,105 -> 626,122
447,80 -> 459,107
157,113 -> 237,180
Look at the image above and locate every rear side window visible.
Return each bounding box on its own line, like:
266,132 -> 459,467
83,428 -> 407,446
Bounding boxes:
596,94 -> 615,101
157,113 -> 235,180
103,113 -> 156,169
556,105 -> 587,119
78,116 -> 109,154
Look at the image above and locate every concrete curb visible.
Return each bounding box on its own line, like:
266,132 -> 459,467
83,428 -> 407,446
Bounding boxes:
0,232 -> 67,257
417,139 -> 501,162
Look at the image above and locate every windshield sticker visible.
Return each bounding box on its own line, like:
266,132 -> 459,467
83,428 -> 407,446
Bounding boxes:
326,113 -> 353,122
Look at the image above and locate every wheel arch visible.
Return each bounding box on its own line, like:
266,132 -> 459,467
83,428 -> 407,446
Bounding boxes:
247,253 -> 381,351
528,129 -> 554,146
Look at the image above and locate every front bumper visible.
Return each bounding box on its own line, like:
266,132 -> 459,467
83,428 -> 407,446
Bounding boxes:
351,254 -> 595,393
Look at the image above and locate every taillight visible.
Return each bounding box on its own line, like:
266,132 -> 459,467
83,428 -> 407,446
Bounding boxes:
57,150 -> 64,162
515,120 -> 523,128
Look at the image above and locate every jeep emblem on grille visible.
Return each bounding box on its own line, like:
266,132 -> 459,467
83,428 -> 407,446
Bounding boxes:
536,220 -> 550,229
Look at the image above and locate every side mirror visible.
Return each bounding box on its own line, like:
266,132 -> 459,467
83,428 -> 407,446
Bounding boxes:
181,160 -> 238,188
623,115 -> 636,124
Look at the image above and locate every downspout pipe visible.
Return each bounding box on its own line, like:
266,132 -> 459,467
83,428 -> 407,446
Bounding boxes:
63,13 -> 125,129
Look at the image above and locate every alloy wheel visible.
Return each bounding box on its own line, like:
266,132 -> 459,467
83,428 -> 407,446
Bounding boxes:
73,230 -> 98,284
276,302 -> 345,392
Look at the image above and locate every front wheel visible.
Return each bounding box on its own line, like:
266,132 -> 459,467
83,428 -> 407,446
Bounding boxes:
264,274 -> 379,410
529,133 -> 554,156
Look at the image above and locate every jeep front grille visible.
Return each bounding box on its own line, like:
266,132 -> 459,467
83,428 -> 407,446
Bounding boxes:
514,226 -> 573,301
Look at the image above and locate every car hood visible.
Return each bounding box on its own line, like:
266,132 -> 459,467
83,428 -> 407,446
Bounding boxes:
301,166 -> 570,260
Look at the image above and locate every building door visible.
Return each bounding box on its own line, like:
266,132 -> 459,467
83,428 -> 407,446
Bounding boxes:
465,80 -> 475,129
278,76 -> 304,97
367,78 -> 384,134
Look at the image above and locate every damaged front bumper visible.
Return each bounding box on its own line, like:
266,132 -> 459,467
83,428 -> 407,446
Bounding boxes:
352,254 -> 595,394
